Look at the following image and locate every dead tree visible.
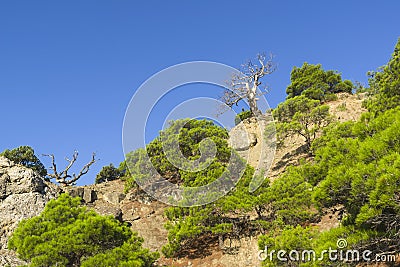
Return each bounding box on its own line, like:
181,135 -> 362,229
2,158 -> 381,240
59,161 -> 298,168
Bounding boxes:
43,151 -> 96,186
221,53 -> 275,116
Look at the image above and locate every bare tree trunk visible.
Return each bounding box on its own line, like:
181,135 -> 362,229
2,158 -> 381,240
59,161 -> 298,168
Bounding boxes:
248,83 -> 262,116
221,53 -> 275,116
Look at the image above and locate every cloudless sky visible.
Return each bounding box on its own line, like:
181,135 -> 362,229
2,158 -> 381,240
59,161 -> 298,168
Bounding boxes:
1,1 -> 399,185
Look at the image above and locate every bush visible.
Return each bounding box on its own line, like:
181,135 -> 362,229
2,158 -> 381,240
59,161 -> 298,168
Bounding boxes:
365,38 -> 400,114
234,110 -> 253,125
95,163 -> 123,184
122,119 -> 231,191
286,62 -> 353,101
258,225 -> 315,266
81,234 -> 159,267
273,96 -> 332,150
8,194 -> 158,266
1,146 -> 47,177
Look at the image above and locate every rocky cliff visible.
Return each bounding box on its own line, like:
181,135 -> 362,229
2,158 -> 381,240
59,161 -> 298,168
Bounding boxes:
0,156 -> 60,266
0,156 -> 168,266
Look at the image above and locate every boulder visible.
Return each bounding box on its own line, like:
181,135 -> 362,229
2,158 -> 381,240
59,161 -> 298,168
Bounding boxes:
229,123 -> 252,151
103,192 -> 125,205
229,122 -> 258,151
83,188 -> 97,203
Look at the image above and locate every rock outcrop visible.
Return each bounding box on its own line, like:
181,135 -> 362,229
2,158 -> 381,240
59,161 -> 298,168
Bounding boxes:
0,156 -> 60,266
77,181 -> 168,251
228,116 -> 276,182
229,122 -> 258,152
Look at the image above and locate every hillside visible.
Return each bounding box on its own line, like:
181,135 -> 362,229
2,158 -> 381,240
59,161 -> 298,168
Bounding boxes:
268,92 -> 368,181
0,93 -> 375,267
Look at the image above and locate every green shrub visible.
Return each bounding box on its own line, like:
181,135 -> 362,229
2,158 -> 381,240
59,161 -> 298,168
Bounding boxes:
95,163 -> 123,184
1,145 -> 47,177
365,38 -> 400,114
234,110 -> 253,125
122,119 -> 231,192
273,95 -> 332,150
286,62 -> 353,101
8,194 -> 158,266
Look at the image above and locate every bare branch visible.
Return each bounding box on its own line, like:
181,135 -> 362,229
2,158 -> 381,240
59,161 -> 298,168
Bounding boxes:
60,150 -> 78,180
68,152 -> 96,185
43,151 -> 97,186
43,154 -> 59,180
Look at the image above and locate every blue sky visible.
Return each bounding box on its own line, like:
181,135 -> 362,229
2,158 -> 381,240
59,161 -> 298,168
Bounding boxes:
1,1 -> 399,185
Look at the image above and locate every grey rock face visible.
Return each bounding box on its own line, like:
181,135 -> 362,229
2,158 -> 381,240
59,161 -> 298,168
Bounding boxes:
103,191 -> 125,205
229,122 -> 258,151
64,187 -> 84,199
229,123 -> 252,151
0,165 -> 45,200
228,117 -> 277,186
83,188 -> 97,203
63,187 -> 97,203
0,157 -> 12,168
0,192 -> 52,249
0,156 -> 58,265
